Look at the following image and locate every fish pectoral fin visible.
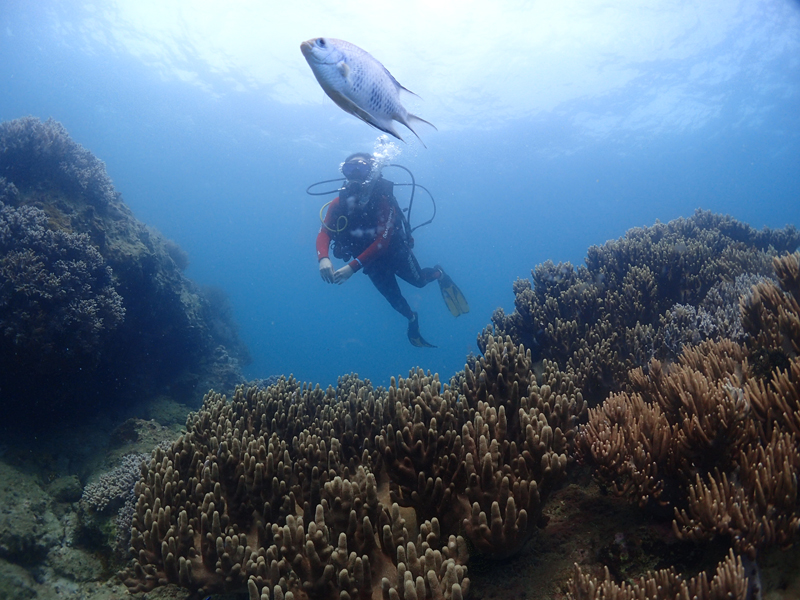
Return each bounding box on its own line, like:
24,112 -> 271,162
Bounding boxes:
327,89 -> 370,119
336,60 -> 350,79
327,90 -> 406,142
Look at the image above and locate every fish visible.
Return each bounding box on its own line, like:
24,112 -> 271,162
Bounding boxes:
300,37 -> 435,146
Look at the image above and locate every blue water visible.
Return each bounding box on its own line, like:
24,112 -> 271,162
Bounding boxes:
2,0 -> 799,391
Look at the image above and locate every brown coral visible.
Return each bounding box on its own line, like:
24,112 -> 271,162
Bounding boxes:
578,253 -> 800,560
569,550 -> 749,600
483,211 -> 799,405
122,336 -> 586,597
379,336 -> 585,559
121,377 -> 470,599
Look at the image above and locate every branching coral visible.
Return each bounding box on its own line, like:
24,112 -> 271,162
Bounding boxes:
121,337 -> 586,597
659,273 -> 770,358
578,253 -> 800,561
483,211 -> 800,405
379,336 -> 585,559
121,377 -> 470,599
569,550 -> 749,600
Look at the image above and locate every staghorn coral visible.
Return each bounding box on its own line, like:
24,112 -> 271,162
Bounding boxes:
0,198 -> 125,359
578,253 -> 800,561
568,550 -> 749,600
121,376 -> 470,599
379,335 -> 586,559
483,211 -> 799,405
121,340 -> 584,596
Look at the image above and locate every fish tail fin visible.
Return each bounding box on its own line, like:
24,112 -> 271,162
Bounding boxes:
400,113 -> 437,148
381,121 -> 406,143
408,113 -> 437,131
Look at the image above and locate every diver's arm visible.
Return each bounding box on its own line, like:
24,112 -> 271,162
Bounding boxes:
316,198 -> 339,283
348,197 -> 395,272
316,197 -> 341,260
319,258 -> 335,283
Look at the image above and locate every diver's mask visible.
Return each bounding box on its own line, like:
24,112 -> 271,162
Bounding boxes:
341,158 -> 373,182
341,158 -> 377,210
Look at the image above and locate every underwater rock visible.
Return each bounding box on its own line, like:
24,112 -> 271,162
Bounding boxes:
0,116 -> 249,424
46,546 -> 104,582
0,558 -> 37,600
0,462 -> 62,566
48,475 -> 83,504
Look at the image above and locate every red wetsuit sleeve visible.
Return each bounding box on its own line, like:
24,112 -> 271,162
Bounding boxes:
316,197 -> 340,260
348,196 -> 396,272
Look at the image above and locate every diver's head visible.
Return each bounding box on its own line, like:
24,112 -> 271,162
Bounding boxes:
341,152 -> 379,210
341,152 -> 375,183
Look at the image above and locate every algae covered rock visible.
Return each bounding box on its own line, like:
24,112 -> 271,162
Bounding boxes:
0,463 -> 62,566
0,117 -> 248,423
48,475 -> 83,504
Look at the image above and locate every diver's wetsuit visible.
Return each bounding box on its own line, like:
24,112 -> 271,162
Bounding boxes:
316,177 -> 440,320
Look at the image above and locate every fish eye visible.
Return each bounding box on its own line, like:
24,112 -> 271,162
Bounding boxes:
317,38 -> 326,47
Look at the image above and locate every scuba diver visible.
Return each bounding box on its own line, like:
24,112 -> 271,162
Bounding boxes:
315,152 -> 469,347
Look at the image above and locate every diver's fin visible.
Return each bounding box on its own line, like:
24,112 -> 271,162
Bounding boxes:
436,267 -> 470,317
407,312 -> 436,348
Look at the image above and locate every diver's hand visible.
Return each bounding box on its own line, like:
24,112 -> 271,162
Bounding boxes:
334,264 -> 354,284
319,258 -> 335,283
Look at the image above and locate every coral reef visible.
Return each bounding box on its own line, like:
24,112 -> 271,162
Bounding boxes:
380,336 -> 585,559
0,198 -> 125,362
121,377 -> 471,599
121,337 -> 585,598
575,253 -> 800,595
0,117 -> 118,209
0,117 -> 249,423
4,211 -> 800,599
569,550 -> 749,600
483,210 -> 800,405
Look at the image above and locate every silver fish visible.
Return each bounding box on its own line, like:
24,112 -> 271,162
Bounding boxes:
300,37 -> 435,146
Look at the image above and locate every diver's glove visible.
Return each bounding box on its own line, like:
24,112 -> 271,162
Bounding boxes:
319,258 -> 335,283
407,312 -> 436,348
334,264 -> 354,284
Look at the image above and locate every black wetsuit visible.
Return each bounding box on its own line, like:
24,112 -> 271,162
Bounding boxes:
316,177 -> 439,319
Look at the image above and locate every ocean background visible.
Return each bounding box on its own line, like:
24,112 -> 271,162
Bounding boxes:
2,0 -> 799,393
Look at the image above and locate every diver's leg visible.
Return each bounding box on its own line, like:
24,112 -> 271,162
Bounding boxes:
394,246 -> 441,288
367,265 -> 436,347
367,268 -> 414,319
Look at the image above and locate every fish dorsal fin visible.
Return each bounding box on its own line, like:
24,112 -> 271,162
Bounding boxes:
382,65 -> 420,98
337,60 -> 350,79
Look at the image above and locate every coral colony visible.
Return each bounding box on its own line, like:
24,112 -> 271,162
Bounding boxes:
1,116 -> 799,599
